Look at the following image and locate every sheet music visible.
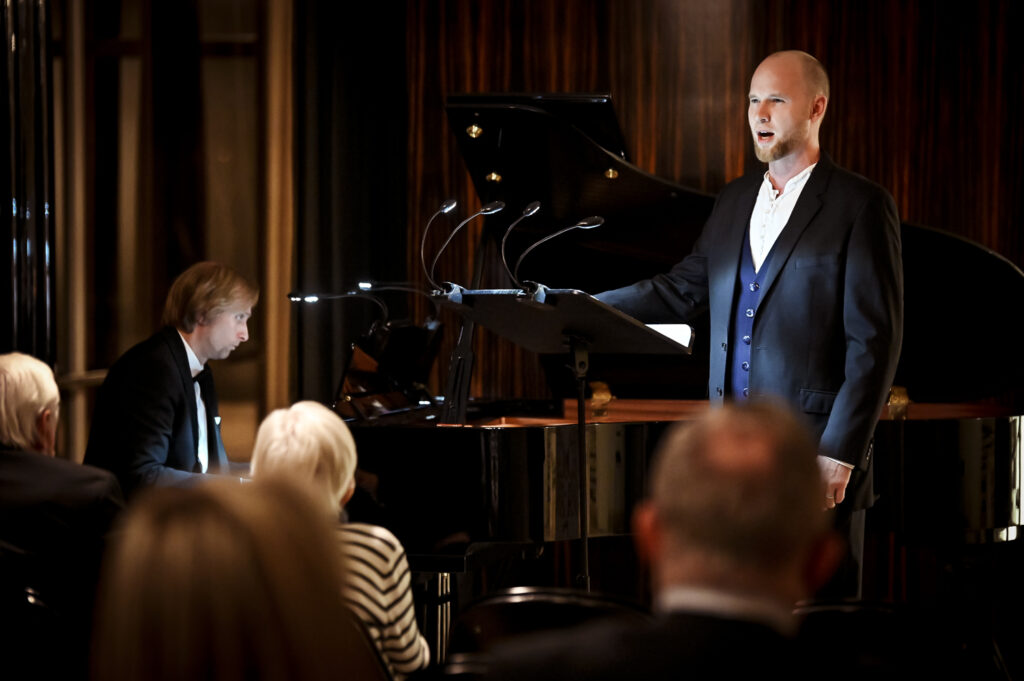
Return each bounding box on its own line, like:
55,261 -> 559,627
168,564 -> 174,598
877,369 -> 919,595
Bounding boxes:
647,324 -> 693,349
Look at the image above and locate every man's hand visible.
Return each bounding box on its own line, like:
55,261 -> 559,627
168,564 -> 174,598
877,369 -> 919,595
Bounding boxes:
817,456 -> 852,510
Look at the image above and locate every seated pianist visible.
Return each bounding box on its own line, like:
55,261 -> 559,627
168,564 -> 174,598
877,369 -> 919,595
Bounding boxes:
84,261 -> 259,498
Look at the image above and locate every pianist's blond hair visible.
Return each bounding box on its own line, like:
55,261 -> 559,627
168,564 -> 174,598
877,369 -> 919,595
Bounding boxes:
162,261 -> 259,333
250,400 -> 358,513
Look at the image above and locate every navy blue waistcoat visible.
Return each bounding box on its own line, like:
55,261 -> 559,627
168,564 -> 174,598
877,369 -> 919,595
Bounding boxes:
728,242 -> 773,400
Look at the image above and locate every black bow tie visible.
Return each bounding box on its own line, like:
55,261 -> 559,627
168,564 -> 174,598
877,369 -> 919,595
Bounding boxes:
193,368 -> 214,399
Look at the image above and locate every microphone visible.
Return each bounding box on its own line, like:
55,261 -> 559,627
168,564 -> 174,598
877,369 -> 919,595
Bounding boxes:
352,280 -> 441,319
513,216 -> 604,288
419,199 -> 458,292
287,290 -> 389,329
428,200 -> 505,291
500,201 -> 541,288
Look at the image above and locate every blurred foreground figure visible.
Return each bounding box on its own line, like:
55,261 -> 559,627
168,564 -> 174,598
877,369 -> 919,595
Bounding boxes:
488,402 -> 841,680
0,352 -> 123,680
91,478 -> 378,681
251,401 -> 430,679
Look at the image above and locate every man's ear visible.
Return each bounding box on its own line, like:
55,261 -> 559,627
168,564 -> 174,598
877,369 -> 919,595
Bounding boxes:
810,94 -> 828,123
632,502 -> 662,566
34,408 -> 58,456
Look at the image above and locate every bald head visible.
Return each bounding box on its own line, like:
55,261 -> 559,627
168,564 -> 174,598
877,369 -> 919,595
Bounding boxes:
646,402 -> 827,573
758,50 -> 829,100
748,51 -> 829,170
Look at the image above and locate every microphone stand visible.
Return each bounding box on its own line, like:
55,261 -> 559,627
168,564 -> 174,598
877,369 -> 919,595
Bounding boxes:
434,201 -> 505,425
288,291 -> 390,404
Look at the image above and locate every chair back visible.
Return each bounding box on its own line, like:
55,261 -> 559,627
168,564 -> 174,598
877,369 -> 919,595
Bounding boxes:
795,600 -> 979,680
445,585 -> 651,677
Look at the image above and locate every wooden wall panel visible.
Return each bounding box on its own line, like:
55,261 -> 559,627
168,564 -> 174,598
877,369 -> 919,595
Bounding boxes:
406,0 -> 1024,400
758,0 -> 1024,270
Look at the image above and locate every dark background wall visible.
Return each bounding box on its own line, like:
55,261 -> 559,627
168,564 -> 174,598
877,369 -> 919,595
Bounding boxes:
393,0 -> 1024,400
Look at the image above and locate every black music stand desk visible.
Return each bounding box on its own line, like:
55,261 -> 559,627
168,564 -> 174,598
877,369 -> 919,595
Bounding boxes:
436,286 -> 692,589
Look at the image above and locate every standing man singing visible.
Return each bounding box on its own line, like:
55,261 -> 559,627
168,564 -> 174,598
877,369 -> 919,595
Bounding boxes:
85,261 -> 258,499
597,51 -> 903,597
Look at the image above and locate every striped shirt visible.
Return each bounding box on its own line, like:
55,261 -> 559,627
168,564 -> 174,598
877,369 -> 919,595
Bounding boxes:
338,523 -> 430,679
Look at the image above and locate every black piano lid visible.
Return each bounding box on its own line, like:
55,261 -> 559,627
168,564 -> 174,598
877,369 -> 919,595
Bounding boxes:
445,93 -> 1024,406
445,93 -> 714,294
446,92 -> 631,164
896,221 -> 1024,404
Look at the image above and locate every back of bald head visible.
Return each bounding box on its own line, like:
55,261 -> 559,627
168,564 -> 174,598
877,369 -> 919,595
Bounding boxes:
648,401 -> 826,571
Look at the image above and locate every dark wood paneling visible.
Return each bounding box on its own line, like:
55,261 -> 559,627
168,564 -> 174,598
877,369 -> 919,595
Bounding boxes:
758,0 -> 1024,270
406,0 -> 1024,400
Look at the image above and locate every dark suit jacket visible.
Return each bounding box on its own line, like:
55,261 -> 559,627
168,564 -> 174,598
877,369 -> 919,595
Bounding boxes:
0,449 -> 124,680
84,325 -> 229,499
486,611 -> 808,681
597,155 -> 903,509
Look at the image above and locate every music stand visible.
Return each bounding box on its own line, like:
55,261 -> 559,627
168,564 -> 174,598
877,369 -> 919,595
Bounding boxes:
436,286 -> 692,589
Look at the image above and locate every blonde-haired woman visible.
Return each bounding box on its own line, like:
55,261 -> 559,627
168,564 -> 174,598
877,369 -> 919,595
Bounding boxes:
251,401 -> 430,679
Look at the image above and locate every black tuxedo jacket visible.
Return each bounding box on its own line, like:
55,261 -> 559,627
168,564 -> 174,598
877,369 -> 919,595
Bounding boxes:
0,448 -> 123,579
0,449 -> 124,679
598,155 -> 903,509
84,325 -> 229,498
487,611 -> 808,681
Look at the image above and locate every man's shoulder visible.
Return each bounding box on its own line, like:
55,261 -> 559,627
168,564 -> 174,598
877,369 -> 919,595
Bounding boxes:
487,613 -> 797,680
105,326 -> 184,379
0,449 -> 124,506
816,155 -> 895,204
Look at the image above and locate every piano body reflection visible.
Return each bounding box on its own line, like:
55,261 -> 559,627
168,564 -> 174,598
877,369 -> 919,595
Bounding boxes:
339,94 -> 1024,656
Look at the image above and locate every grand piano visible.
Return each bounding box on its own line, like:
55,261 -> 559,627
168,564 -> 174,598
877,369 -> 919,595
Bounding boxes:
340,93 -> 1024,660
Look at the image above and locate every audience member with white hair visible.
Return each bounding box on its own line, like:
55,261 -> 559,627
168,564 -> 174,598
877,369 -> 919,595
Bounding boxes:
0,352 -> 123,680
251,400 -> 430,679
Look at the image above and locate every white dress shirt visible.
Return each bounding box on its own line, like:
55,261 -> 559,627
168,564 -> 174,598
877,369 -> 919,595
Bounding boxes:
178,332 -> 208,473
748,163 -> 817,272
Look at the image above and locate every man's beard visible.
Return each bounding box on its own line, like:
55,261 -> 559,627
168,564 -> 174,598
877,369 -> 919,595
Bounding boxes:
752,132 -> 798,163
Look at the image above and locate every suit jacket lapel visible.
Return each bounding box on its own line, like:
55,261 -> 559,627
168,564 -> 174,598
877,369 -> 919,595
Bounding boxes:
160,326 -> 202,470
758,157 -> 833,300
708,179 -> 758,328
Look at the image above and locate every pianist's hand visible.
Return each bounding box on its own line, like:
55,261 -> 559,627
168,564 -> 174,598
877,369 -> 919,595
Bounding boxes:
816,456 -> 852,510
